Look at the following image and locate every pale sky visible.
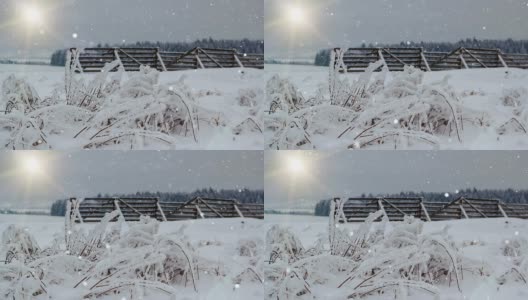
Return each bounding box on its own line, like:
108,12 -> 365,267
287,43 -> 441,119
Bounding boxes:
0,0 -> 263,58
0,151 -> 263,209
265,0 -> 528,59
265,151 -> 528,209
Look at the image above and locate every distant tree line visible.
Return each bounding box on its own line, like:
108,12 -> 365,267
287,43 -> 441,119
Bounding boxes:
50,188 -> 264,216
0,59 -> 49,66
0,209 -> 49,216
50,38 -> 264,66
314,188 -> 528,216
264,209 -> 313,215
314,38 -> 528,66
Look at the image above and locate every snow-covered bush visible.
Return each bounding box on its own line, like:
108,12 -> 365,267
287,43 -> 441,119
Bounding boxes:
265,49 -> 528,149
267,225 -> 305,264
1,225 -> 40,263
0,206 -> 263,299
501,87 -> 527,108
498,235 -> 528,285
0,49 -> 262,149
267,75 -> 307,114
1,75 -> 40,113
238,238 -> 263,257
497,87 -> 528,135
266,59 -> 464,149
265,203 -> 468,299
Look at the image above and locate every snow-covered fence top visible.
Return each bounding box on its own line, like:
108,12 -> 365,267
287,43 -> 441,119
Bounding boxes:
70,197 -> 263,223
333,197 -> 528,222
70,47 -> 264,72
334,47 -> 528,72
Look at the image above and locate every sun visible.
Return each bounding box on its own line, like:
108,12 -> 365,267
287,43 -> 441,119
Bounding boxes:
286,5 -> 307,26
20,3 -> 44,27
23,156 -> 42,175
287,156 -> 305,174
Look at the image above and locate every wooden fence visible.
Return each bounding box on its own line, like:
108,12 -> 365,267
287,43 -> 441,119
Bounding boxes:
160,197 -> 264,221
70,47 -> 264,72
70,197 -> 264,223
335,47 -> 528,72
334,197 -> 528,223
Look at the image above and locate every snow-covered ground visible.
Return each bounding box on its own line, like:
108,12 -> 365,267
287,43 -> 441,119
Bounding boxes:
0,214 -> 264,299
265,64 -> 528,150
265,214 -> 528,299
0,64 -> 263,150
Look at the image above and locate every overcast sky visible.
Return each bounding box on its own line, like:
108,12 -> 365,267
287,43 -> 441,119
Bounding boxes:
265,151 -> 528,209
265,0 -> 528,59
0,151 -> 263,209
0,0 -> 263,58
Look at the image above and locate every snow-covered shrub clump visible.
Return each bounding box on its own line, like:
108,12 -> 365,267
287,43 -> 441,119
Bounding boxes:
265,51 -> 528,149
498,87 -> 528,135
498,235 -> 528,284
1,75 -> 40,113
0,52 -> 263,149
1,225 -> 41,263
265,206 -> 470,299
0,207 -> 263,299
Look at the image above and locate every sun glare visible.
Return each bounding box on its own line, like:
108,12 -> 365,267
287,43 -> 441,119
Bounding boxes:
287,156 -> 305,174
20,3 -> 44,27
287,5 -> 306,26
23,156 -> 42,174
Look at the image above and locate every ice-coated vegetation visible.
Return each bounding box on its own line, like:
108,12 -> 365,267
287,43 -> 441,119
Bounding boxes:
0,56 -> 263,150
0,204 -> 264,299
265,204 -> 528,299
265,56 -> 528,150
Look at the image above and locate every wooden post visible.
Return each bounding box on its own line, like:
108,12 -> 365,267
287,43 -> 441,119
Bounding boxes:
195,55 -> 205,69
420,49 -> 431,71
378,198 -> 389,221
420,203 -> 431,222
498,53 -> 508,68
234,53 -> 244,68
157,49 -> 167,72
498,204 -> 508,218
156,199 -> 167,222
459,54 -> 468,69
113,199 -> 125,220
459,205 -> 468,219
114,49 -> 125,71
195,204 -> 204,219
377,49 -> 388,70
234,204 -> 244,218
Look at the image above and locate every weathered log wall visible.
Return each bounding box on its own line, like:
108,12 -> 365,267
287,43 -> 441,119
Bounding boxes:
70,47 -> 264,72
70,197 -> 264,223
336,197 -> 528,222
335,47 -> 528,72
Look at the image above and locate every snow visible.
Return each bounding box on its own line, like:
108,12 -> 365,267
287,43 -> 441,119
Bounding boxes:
265,64 -> 528,150
0,64 -> 263,150
0,214 -> 264,299
265,214 -> 528,299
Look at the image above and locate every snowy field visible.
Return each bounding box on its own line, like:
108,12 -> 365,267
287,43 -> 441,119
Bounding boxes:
265,214 -> 528,299
265,64 -> 528,150
0,64 -> 263,150
0,214 -> 264,299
